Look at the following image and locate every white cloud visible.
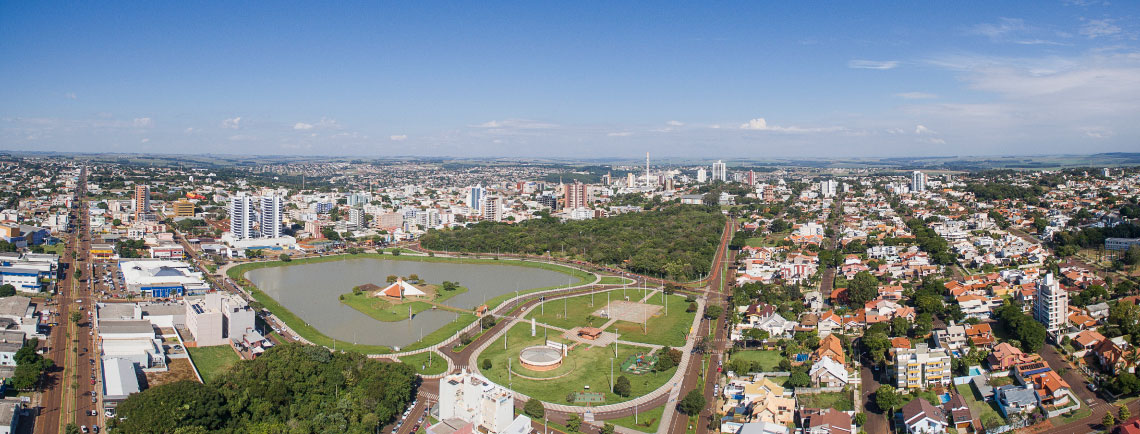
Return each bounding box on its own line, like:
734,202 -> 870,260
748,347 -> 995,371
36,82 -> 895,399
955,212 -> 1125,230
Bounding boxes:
740,118 -> 770,130
607,132 -> 633,137
1081,126 -> 1114,138
293,117 -> 340,131
473,119 -> 558,129
293,122 -> 313,130
1080,18 -> 1122,39
65,92 -> 77,100
140,138 -> 150,144
915,125 -> 935,134
390,134 -> 407,141
666,120 -> 684,126
969,18 -> 1025,40
740,117 -> 846,133
886,128 -> 906,135
895,92 -> 938,99
222,117 -> 242,129
132,117 -> 153,128
848,60 -> 900,70
183,127 -> 197,134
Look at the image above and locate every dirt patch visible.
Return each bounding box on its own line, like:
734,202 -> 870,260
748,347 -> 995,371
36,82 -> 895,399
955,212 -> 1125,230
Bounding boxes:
144,358 -> 199,387
593,300 -> 662,323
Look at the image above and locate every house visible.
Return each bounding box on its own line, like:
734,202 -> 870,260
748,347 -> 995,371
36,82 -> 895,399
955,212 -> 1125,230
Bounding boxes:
943,394 -> 972,431
1087,302 -> 1110,320
1115,417 -> 1140,434
809,356 -> 849,388
749,387 -> 796,427
799,408 -> 853,434
736,421 -> 789,434
987,343 -> 1035,372
813,334 -> 846,365
1073,330 -> 1105,352
901,398 -> 948,434
965,323 -> 995,348
994,385 -> 1039,418
1094,336 -> 1137,375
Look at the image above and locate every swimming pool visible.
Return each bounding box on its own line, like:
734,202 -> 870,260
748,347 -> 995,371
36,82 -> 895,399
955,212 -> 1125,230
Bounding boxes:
968,366 -> 983,377
940,393 -> 952,404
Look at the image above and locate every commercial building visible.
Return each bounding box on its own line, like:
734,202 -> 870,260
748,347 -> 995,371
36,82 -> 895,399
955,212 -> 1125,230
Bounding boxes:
170,199 -> 195,218
259,195 -> 284,238
118,260 -> 210,297
712,160 -> 727,182
895,343 -> 951,390
466,186 -> 486,214
101,357 -> 141,410
1107,238 -> 1140,252
97,320 -> 165,370
0,399 -> 23,434
1033,273 -> 1068,335
0,296 -> 41,338
134,185 -> 150,221
0,331 -> 24,367
229,194 -> 257,240
148,244 -> 185,259
435,370 -> 522,434
0,267 -> 38,293
185,292 -> 256,347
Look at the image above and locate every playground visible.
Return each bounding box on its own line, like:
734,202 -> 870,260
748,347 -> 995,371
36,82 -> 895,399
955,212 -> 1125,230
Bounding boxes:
621,352 -> 659,375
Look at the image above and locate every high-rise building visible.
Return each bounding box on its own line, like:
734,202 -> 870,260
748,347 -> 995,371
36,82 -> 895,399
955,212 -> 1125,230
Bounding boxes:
229,194 -> 257,240
626,172 -> 636,187
894,343 -> 951,390
563,182 -> 588,209
436,371 -> 520,434
697,168 -> 707,183
819,179 -> 838,198
1033,273 -> 1068,334
259,195 -> 284,238
466,185 -> 486,214
480,196 -> 502,222
712,160 -> 727,182
134,185 -> 150,221
171,199 -> 195,218
349,208 -> 367,228
911,171 -> 927,193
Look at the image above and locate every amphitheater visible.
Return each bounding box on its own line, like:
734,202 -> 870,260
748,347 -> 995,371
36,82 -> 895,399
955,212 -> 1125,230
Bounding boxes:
519,345 -> 564,371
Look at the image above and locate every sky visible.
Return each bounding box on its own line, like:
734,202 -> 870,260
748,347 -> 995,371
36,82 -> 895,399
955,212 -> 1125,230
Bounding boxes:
1,1 -> 1138,158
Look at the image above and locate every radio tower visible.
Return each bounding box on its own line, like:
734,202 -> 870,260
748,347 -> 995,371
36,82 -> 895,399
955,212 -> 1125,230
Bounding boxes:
645,152 -> 651,187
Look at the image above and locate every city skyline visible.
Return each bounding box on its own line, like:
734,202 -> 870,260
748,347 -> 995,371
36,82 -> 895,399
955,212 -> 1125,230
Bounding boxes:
2,1 -> 1139,157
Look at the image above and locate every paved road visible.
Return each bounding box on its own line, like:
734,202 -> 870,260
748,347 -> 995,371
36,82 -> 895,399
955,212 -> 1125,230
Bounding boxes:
859,364 -> 890,434
695,218 -> 736,434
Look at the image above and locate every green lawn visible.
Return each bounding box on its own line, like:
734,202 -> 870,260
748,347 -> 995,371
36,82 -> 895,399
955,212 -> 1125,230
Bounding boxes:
187,345 -> 241,383
606,403 -> 664,433
524,289 -> 694,347
340,293 -> 434,322
598,276 -> 635,285
479,322 -> 676,405
956,384 -> 1005,425
399,351 -> 448,376
228,252 -> 590,353
729,350 -> 785,372
796,391 -> 854,411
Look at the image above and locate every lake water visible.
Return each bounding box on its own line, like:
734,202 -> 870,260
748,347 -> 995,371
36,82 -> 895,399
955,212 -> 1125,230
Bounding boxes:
245,257 -> 577,348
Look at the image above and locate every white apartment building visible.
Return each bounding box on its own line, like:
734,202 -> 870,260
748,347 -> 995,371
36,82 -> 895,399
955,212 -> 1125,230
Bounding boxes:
437,370 -> 517,433
1033,273 -> 1068,335
259,195 -> 283,238
819,179 -> 837,198
911,171 -> 927,193
697,168 -> 707,183
712,160 -> 727,182
895,343 -> 951,390
480,196 -> 502,222
185,292 -> 256,347
229,194 -> 257,240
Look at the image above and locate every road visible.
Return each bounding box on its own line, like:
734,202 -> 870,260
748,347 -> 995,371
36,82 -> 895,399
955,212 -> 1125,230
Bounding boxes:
695,217 -> 735,434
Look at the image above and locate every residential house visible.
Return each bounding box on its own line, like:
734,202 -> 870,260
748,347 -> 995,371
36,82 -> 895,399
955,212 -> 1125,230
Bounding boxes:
987,343 -> 1035,373
813,334 -> 846,365
994,385 -> 1039,418
1094,336 -> 1137,375
1073,330 -> 1105,353
799,408 -> 853,434
901,398 -> 949,434
965,323 -> 995,349
809,356 -> 849,388
943,394 -> 972,431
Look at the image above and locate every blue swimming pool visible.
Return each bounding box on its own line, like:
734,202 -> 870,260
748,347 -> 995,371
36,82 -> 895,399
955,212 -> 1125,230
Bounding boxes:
968,366 -> 983,377
940,393 -> 952,404
795,353 -> 809,362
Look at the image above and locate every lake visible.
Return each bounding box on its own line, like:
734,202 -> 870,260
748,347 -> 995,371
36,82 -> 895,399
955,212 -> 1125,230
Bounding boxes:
245,257 -> 577,348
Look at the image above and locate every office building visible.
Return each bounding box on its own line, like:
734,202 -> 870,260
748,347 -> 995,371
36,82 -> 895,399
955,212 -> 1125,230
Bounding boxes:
229,194 -> 257,240
1106,238 -> 1140,252
185,292 -> 256,347
712,160 -> 727,182
259,195 -> 284,238
134,185 -> 150,221
895,343 -> 951,389
819,179 -> 837,198
911,171 -> 926,193
466,186 -> 486,214
563,182 -> 588,209
697,168 -> 707,183
170,199 -> 195,218
1033,273 -> 1068,334
118,260 -> 210,298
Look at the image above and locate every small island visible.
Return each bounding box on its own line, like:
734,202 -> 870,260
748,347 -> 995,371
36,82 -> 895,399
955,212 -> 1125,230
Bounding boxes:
339,274 -> 470,322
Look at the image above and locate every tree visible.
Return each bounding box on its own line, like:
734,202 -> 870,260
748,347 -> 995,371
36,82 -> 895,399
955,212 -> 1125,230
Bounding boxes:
1105,412 -> 1117,428
442,281 -> 459,291
0,284 -> 14,297
601,423 -> 615,434
1121,405 -> 1132,421
69,311 -> 81,324
408,274 -> 420,282
613,375 -> 632,397
565,415 -> 581,432
278,254 -> 291,262
855,413 -> 867,426
874,386 -> 902,414
678,389 -> 706,415
65,424 -> 80,434
786,371 -> 811,388
704,305 -> 723,320
654,352 -> 676,372
482,359 -> 492,370
387,275 -> 398,283
848,271 -> 879,306
524,398 -> 545,419
687,302 -> 698,313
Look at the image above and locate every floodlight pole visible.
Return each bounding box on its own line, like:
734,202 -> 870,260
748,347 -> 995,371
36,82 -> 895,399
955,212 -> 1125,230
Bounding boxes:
610,357 -> 614,390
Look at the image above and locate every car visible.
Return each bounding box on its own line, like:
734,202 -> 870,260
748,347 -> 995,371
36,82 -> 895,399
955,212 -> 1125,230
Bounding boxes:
105,411 -> 114,418
81,426 -> 88,433
91,395 -> 96,403
93,427 -> 100,433
1088,383 -> 1098,391
88,410 -> 97,416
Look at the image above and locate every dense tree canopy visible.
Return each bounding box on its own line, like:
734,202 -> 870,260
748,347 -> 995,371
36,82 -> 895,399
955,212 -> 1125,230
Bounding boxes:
996,303 -> 1046,353
421,205 -> 726,279
113,343 -> 417,434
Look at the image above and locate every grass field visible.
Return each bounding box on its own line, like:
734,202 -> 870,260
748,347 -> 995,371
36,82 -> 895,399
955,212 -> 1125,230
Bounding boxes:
598,276 -> 635,285
228,252 -> 590,353
340,293 -> 434,322
956,384 -> 1005,425
187,345 -> 241,383
398,351 -> 448,376
479,322 -> 676,405
796,391 -> 854,411
606,403 -> 664,433
728,350 -> 785,372
524,288 -> 695,347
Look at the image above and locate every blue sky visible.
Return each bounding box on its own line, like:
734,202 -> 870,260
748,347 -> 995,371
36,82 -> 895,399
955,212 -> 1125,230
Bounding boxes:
1,1 -> 1138,158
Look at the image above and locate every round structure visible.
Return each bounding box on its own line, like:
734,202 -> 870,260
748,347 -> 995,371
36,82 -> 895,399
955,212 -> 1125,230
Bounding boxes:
519,346 -> 563,371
